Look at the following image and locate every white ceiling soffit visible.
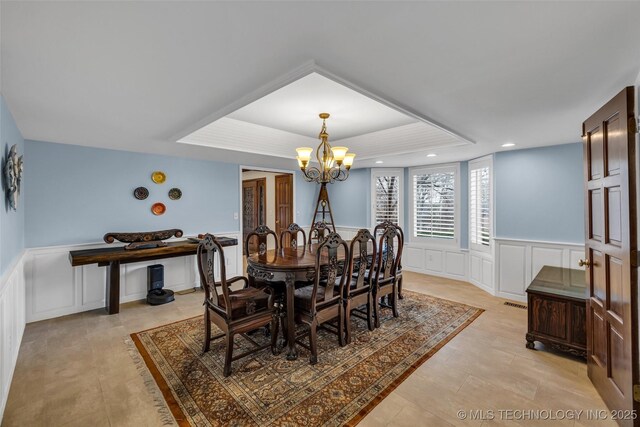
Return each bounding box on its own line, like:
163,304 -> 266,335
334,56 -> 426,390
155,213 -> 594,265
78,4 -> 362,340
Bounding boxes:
178,70 -> 472,160
180,117 -> 467,161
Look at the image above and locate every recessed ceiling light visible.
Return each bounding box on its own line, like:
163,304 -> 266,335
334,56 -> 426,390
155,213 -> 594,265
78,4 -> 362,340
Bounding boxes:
375,160 -> 384,164
426,153 -> 437,157
502,143 -> 516,147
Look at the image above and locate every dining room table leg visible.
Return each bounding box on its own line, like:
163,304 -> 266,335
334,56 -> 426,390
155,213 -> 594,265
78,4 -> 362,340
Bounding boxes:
285,271 -> 298,360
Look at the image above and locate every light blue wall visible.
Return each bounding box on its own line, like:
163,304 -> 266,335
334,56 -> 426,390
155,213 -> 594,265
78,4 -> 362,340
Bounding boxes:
21,139 -> 585,249
294,169 -> 370,228
24,141 -> 242,247
494,143 -> 584,244
0,95 -> 25,275
326,168 -> 370,227
294,170 -> 319,226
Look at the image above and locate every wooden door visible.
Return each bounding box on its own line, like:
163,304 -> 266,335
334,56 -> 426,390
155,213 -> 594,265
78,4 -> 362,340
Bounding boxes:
242,178 -> 266,254
275,174 -> 293,247
582,86 -> 637,423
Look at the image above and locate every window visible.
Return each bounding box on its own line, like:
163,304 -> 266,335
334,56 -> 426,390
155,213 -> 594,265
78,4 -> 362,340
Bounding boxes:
409,164 -> 459,244
469,157 -> 492,250
371,169 -> 403,228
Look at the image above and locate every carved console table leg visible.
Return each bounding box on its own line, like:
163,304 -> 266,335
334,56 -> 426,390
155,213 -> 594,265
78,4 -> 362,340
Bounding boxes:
285,272 -> 298,361
106,261 -> 121,314
525,333 -> 536,350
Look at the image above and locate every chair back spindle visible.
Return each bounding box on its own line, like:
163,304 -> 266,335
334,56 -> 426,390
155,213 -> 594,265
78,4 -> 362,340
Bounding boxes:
280,223 -> 307,249
309,221 -> 330,245
311,233 -> 349,311
348,229 -> 377,292
375,226 -> 402,283
245,225 -> 279,257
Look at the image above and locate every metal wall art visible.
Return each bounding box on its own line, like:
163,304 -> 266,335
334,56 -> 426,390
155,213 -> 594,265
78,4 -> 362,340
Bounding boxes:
151,171 -> 166,184
4,144 -> 23,211
168,188 -> 182,200
151,202 -> 166,216
134,187 -> 149,200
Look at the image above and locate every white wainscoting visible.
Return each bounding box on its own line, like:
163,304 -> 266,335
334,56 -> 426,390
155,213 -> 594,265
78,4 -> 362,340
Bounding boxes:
469,248 -> 495,295
0,252 -> 26,422
402,244 -> 468,281
494,238 -> 585,302
334,225 -> 469,281
24,232 -> 241,323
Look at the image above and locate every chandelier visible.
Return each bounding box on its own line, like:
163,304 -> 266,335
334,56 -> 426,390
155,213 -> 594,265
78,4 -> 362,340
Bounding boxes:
296,113 -> 355,184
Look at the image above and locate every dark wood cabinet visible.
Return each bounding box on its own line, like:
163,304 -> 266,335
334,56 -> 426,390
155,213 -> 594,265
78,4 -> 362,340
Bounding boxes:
526,266 -> 587,358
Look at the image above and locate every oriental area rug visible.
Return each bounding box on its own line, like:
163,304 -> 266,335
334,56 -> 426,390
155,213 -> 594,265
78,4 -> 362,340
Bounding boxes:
130,291 -> 483,427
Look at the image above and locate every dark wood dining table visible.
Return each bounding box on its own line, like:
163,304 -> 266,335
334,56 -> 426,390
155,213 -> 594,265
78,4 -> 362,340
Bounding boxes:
246,243 -> 370,361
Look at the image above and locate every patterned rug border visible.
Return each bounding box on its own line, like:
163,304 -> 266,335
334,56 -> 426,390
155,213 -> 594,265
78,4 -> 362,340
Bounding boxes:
130,292 -> 484,426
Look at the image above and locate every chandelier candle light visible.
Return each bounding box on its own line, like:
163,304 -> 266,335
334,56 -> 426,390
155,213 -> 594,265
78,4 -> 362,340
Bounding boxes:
296,113 -> 355,183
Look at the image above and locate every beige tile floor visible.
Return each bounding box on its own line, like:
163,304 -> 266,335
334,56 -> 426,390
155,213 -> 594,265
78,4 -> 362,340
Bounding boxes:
2,271 -> 614,427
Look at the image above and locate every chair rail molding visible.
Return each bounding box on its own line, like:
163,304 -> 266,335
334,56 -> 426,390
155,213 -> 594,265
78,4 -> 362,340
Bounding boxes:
493,237 -> 585,302
303,228 -> 586,302
0,251 -> 27,422
23,232 -> 241,323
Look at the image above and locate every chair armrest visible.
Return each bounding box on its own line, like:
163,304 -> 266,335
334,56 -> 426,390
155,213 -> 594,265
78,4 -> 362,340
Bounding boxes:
226,276 -> 249,287
228,293 -> 260,301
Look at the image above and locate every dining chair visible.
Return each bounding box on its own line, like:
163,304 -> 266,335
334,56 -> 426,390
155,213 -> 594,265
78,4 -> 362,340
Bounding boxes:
374,221 -> 405,299
197,234 -> 277,377
309,221 -> 330,245
343,228 -> 377,344
294,232 -> 349,364
280,223 -> 307,249
372,225 -> 403,328
245,225 -> 279,289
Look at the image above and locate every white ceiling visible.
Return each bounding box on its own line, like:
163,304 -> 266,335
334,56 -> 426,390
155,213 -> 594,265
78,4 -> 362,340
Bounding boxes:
227,73 -> 417,140
2,2 -> 640,169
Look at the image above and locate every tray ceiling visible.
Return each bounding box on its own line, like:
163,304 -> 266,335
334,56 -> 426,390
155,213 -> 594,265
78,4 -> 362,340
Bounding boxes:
178,72 -> 470,161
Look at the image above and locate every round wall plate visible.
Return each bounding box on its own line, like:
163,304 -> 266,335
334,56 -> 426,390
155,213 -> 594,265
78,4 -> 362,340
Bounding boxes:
151,202 -> 166,216
133,187 -> 149,200
151,171 -> 166,184
168,188 -> 182,200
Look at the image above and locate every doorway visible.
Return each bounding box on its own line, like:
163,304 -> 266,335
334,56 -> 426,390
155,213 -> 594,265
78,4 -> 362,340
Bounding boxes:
241,169 -> 294,254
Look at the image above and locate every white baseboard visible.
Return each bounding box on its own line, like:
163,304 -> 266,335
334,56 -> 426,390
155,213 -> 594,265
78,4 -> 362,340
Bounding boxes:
24,232 -> 241,323
0,251 -> 27,423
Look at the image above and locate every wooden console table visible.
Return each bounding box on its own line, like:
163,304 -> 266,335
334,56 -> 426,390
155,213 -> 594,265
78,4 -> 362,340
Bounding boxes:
525,265 -> 587,358
69,237 -> 238,314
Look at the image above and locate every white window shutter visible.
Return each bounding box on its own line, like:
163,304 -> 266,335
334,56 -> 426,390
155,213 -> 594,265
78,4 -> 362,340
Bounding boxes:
412,171 -> 456,239
375,176 -> 400,225
470,165 -> 491,247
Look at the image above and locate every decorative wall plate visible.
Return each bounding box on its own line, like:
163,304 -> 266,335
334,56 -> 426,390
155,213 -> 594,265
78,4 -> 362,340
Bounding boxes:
134,186 -> 149,200
151,202 -> 166,216
151,171 -> 166,184
168,188 -> 182,200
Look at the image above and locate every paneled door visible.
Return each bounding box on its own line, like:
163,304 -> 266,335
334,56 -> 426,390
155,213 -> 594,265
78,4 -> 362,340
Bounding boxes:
582,86 -> 637,424
242,178 -> 266,255
275,174 -> 293,247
